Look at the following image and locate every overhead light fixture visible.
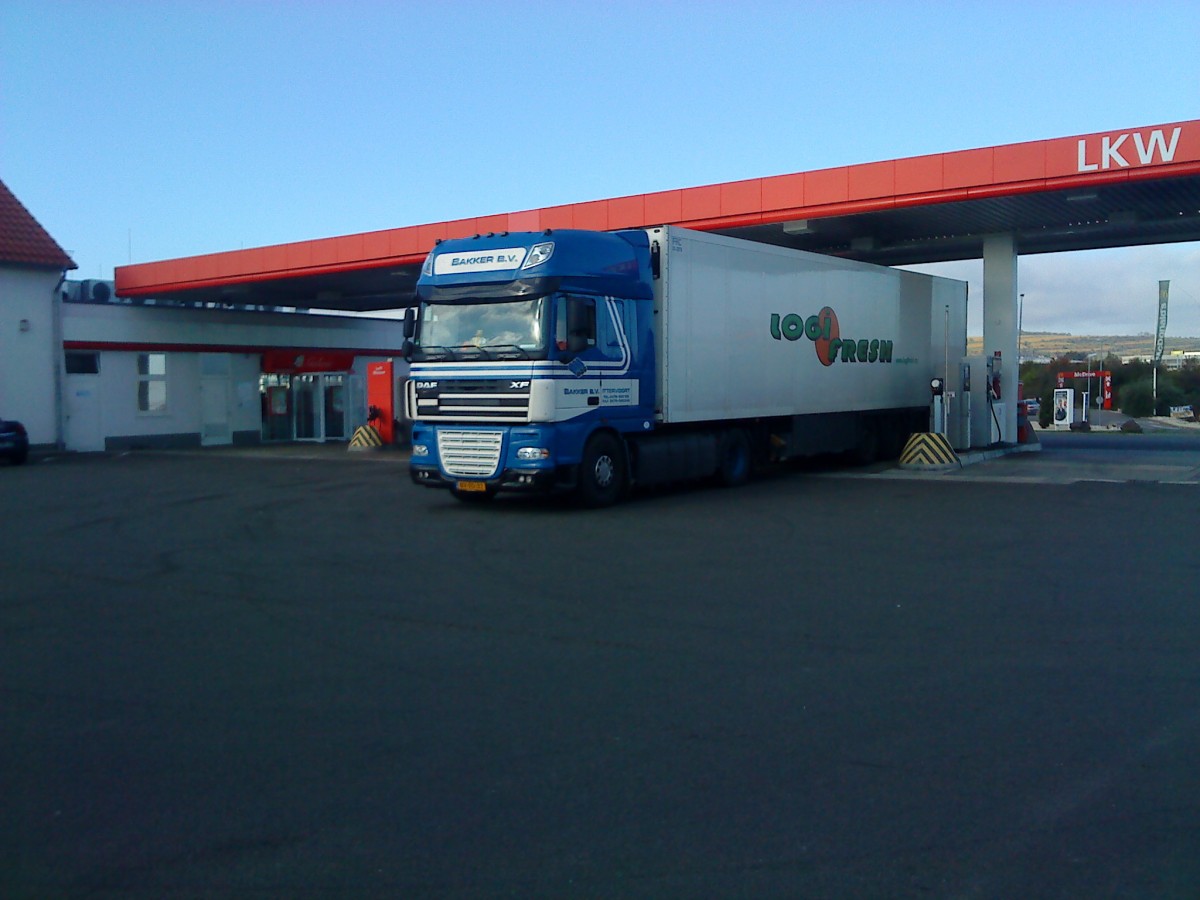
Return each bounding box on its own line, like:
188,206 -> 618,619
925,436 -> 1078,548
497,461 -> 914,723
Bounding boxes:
1066,192 -> 1099,203
782,220 -> 814,235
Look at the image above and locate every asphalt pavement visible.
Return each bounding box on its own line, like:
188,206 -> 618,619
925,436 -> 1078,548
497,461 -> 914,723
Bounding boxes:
2,442 -> 1199,898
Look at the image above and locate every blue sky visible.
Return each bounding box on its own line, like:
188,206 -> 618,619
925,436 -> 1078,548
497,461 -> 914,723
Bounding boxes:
3,0 -> 1198,336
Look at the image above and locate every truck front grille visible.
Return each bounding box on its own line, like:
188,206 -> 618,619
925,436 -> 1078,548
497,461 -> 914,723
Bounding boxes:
438,430 -> 503,477
413,379 -> 531,422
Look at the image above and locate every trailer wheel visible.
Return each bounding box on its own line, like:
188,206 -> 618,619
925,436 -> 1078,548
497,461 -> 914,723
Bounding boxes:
577,433 -> 626,507
716,429 -> 752,487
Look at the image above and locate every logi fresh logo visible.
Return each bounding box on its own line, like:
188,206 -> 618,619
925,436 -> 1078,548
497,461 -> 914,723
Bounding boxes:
769,307 -> 893,367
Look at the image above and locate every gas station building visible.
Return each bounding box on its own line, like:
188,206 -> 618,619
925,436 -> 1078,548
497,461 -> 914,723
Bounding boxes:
3,118 -> 1198,453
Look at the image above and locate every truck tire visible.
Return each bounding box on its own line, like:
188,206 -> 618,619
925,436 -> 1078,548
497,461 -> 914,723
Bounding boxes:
716,429 -> 752,487
577,433 -> 626,507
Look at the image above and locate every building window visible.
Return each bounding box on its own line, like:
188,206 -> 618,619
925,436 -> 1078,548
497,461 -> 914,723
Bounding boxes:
137,353 -> 168,414
65,351 -> 100,374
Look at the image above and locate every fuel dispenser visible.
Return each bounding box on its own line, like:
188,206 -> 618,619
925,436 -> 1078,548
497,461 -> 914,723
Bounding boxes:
929,376 -> 946,435
963,353 -> 1009,447
946,361 -> 972,451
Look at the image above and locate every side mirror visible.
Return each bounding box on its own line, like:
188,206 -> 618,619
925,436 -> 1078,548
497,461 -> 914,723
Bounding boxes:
402,339 -> 414,361
402,307 -> 416,339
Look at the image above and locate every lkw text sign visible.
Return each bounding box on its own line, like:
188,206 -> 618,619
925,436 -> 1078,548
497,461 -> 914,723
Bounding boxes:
1077,127 -> 1182,172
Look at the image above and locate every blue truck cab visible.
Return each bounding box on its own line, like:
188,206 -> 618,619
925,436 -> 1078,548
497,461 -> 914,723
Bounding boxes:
405,229 -> 657,504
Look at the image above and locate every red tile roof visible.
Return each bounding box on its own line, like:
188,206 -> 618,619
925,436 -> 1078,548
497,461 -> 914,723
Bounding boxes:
0,178 -> 75,270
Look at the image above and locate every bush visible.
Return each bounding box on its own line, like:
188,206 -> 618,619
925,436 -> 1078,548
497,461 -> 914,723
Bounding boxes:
1038,390 -> 1055,428
1120,376 -> 1184,417
1119,378 -> 1155,417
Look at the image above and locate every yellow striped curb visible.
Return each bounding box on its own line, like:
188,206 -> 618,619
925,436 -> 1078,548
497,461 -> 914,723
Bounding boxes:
348,425 -> 384,450
898,432 -> 960,470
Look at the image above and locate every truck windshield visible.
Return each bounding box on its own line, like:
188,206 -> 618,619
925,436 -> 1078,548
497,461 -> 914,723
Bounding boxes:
414,297 -> 548,360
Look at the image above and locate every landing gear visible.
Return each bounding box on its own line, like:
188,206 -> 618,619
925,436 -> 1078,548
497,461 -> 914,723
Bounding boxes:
851,422 -> 880,465
715,429 -> 752,486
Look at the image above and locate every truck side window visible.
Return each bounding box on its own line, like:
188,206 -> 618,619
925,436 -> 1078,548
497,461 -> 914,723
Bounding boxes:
556,296 -> 595,353
621,300 -> 639,360
596,299 -> 624,362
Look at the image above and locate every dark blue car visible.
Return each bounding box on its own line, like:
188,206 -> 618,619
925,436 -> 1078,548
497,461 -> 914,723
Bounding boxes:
0,417 -> 29,465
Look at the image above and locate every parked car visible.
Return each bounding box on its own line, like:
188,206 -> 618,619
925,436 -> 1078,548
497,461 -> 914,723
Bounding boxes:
1021,399 -> 1041,418
0,417 -> 29,465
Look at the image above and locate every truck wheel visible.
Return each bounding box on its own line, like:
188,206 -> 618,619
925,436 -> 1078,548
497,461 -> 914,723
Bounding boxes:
577,433 -> 626,507
716,429 -> 752,487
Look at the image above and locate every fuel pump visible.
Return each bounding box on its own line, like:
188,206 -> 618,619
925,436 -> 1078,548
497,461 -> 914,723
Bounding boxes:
929,376 -> 946,435
964,354 -> 1008,448
987,354 -> 1007,444
953,361 -> 970,450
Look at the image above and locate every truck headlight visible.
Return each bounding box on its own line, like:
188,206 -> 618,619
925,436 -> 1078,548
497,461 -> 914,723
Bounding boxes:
516,447 -> 550,460
412,443 -> 429,457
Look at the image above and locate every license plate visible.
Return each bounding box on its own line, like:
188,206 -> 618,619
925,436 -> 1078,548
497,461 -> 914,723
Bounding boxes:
456,481 -> 488,492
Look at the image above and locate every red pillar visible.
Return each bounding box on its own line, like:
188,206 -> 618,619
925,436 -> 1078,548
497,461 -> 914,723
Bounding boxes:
367,361 -> 395,443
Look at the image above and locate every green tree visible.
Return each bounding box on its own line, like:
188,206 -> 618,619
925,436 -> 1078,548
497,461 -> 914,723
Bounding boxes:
1120,378 -> 1155,417
1174,362 -> 1200,410
1018,360 -> 1055,406
1154,376 -> 1184,416
1119,374 -> 1183,417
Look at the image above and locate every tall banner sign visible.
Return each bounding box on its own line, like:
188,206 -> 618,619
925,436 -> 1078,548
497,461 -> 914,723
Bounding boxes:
1154,280 -> 1170,361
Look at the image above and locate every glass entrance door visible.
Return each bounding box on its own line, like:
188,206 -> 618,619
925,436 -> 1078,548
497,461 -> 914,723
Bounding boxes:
294,374 -> 321,440
260,372 -> 351,442
323,374 -> 346,440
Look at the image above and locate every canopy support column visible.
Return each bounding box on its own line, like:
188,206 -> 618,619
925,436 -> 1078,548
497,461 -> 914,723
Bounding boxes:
982,233 -> 1019,443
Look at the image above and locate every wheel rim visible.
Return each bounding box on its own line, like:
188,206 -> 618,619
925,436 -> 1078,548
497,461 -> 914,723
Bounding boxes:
593,454 -> 615,488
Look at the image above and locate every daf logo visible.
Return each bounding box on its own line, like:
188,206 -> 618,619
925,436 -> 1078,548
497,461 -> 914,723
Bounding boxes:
415,381 -> 438,389
510,381 -> 530,389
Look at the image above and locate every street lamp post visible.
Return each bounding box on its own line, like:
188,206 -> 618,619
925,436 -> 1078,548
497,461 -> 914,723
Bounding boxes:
1018,293 -> 1025,365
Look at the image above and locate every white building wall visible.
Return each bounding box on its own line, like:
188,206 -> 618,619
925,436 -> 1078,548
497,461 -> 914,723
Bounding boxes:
57,303 -> 409,450
0,267 -> 61,445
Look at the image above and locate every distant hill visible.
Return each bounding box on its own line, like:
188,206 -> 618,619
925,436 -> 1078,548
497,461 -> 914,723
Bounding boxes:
967,333 -> 1200,361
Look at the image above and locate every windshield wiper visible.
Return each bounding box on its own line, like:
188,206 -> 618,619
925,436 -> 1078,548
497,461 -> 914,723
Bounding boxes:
485,344 -> 531,359
413,345 -> 455,361
414,344 -> 531,361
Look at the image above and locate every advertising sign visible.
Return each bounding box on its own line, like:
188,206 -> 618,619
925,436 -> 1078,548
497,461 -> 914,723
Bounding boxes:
1154,280 -> 1170,362
1053,388 -> 1074,430
433,248 -> 527,275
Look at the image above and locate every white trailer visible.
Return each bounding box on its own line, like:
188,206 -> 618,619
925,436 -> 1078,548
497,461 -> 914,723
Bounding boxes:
653,227 -> 966,425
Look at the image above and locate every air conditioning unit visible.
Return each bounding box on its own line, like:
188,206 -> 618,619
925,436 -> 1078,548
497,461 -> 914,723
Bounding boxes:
74,279 -> 115,304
